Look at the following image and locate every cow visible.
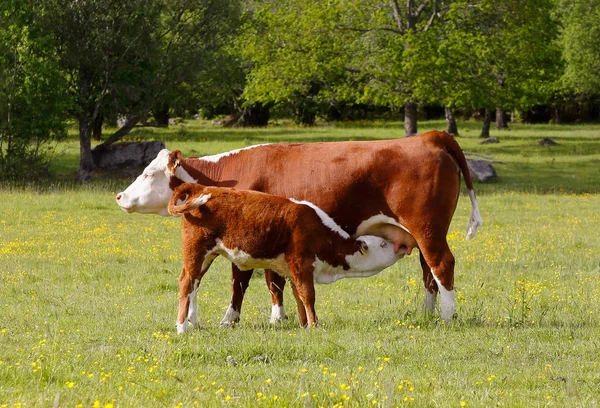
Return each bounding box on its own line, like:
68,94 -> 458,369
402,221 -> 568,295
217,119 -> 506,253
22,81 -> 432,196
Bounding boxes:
116,130 -> 482,323
168,182 -> 408,333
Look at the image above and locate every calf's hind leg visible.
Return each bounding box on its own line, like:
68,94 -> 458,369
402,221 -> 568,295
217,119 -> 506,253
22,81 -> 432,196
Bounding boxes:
220,265 -> 253,327
290,265 -> 318,327
266,269 -> 287,323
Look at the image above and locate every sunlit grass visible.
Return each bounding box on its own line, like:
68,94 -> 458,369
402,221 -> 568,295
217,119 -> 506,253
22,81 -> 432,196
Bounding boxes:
0,121 -> 599,406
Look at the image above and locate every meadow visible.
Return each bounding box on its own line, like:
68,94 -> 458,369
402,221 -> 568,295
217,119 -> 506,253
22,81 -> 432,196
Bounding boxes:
1,120 -> 599,407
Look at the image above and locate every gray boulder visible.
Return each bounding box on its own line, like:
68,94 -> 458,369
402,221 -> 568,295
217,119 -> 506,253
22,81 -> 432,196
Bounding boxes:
92,141 -> 165,169
467,159 -> 497,182
480,137 -> 499,144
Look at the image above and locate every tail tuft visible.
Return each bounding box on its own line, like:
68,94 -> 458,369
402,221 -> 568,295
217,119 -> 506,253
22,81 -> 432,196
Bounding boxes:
465,189 -> 482,240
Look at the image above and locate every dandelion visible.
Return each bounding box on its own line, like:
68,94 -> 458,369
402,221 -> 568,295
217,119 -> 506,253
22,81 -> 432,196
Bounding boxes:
461,401 -> 466,407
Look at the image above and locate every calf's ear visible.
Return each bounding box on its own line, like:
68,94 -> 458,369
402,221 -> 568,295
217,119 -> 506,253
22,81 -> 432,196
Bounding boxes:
358,240 -> 369,255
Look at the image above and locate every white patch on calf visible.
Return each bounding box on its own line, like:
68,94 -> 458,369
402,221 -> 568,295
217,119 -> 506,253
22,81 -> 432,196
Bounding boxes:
220,304 -> 241,327
200,144 -> 271,163
191,193 -> 212,207
215,239 -> 290,277
313,236 -> 403,284
431,271 -> 456,321
269,304 -> 287,324
187,279 -> 200,327
290,199 -> 350,239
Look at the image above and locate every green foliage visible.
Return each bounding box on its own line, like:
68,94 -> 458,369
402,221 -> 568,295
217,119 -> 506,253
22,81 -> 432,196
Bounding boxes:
1,123 -> 600,405
558,0 -> 600,94
434,0 -> 562,110
0,3 -> 70,178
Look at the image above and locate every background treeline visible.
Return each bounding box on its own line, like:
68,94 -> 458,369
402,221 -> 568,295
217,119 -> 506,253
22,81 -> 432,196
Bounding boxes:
1,0 -> 599,180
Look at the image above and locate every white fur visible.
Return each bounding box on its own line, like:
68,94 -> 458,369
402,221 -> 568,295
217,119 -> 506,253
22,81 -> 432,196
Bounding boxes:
423,289 -> 437,312
215,239 -> 290,275
466,189 -> 482,240
290,199 -> 350,239
355,214 -> 411,236
220,304 -> 241,327
200,144 -> 271,163
177,321 -> 188,334
432,271 -> 456,321
269,304 -> 287,324
313,236 -> 403,284
191,193 -> 212,207
116,149 -> 196,216
187,279 -> 200,327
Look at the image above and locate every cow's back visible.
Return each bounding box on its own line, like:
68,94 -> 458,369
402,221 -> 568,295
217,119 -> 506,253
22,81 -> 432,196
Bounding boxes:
213,133 -> 461,235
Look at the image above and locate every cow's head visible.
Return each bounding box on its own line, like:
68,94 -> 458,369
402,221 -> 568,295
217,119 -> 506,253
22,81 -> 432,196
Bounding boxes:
116,149 -> 194,216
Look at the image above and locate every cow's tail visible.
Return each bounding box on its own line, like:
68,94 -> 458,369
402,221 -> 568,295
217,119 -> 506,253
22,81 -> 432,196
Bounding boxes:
435,131 -> 482,240
168,183 -> 211,216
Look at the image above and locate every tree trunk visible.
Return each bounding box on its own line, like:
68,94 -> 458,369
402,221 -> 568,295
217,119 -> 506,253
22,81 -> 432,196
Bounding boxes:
445,107 -> 459,136
153,103 -> 170,127
237,103 -> 270,127
92,114 -> 103,141
496,108 -> 509,129
480,109 -> 492,138
77,116 -> 95,181
404,101 -> 418,136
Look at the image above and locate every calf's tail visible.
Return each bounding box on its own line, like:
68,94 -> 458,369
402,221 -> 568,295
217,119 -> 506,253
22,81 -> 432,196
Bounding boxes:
168,183 -> 211,215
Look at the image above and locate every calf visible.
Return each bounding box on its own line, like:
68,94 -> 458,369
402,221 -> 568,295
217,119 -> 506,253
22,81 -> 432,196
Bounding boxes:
168,183 -> 408,333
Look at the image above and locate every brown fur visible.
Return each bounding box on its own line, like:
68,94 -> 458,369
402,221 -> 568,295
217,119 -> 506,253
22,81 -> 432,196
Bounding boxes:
169,183 -> 373,328
167,130 -> 476,321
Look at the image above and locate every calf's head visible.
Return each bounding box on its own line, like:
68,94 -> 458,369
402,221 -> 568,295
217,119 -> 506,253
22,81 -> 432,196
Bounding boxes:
348,235 -> 405,272
116,149 -> 193,216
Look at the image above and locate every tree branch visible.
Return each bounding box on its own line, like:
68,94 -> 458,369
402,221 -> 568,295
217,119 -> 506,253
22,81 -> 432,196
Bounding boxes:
336,25 -> 403,35
423,0 -> 438,31
388,0 -> 405,34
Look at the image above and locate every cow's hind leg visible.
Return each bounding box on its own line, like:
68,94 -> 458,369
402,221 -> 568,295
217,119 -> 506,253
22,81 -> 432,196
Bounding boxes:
266,269 -> 288,323
220,265 -> 253,327
418,240 -> 457,321
420,251 -> 439,313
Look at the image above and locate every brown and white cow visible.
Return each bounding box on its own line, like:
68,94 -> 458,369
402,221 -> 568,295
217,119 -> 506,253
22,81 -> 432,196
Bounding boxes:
168,183 -> 407,333
116,130 -> 482,322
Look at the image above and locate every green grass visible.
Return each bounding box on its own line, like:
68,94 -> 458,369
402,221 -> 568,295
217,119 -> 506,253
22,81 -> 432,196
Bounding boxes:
1,120 -> 599,407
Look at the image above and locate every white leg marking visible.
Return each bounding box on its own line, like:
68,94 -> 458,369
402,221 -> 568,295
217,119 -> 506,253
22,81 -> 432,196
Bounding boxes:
423,289 -> 437,312
432,271 -> 456,321
269,304 -> 288,324
219,304 -> 241,327
187,279 -> 200,327
177,321 -> 188,334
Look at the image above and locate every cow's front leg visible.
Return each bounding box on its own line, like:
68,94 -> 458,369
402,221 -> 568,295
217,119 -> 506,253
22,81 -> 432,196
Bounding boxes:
177,267 -> 193,334
220,265 -> 252,327
266,269 -> 288,323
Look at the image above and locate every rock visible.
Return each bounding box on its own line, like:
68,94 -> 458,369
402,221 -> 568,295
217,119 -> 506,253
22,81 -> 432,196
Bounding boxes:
467,159 -> 497,182
92,141 -> 165,169
225,356 -> 238,367
480,137 -> 499,144
212,114 -> 239,127
538,138 -> 558,146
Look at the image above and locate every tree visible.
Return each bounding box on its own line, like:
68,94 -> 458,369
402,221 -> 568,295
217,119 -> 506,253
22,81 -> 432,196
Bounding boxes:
431,0 -> 561,137
0,2 -> 70,178
34,0 -> 241,181
558,0 -> 600,95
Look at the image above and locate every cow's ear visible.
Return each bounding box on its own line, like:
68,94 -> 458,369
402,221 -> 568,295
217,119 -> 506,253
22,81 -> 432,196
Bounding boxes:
167,150 -> 183,175
358,240 -> 369,255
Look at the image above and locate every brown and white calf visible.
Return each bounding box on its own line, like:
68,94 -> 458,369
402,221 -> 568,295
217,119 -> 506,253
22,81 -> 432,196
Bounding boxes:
116,130 -> 482,323
168,183 -> 407,333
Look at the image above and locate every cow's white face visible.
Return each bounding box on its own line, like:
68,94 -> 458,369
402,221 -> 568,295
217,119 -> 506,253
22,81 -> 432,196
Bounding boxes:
116,149 -> 176,216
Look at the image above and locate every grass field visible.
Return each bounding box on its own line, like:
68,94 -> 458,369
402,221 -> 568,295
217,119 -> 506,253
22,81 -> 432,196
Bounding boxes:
1,120 -> 599,407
